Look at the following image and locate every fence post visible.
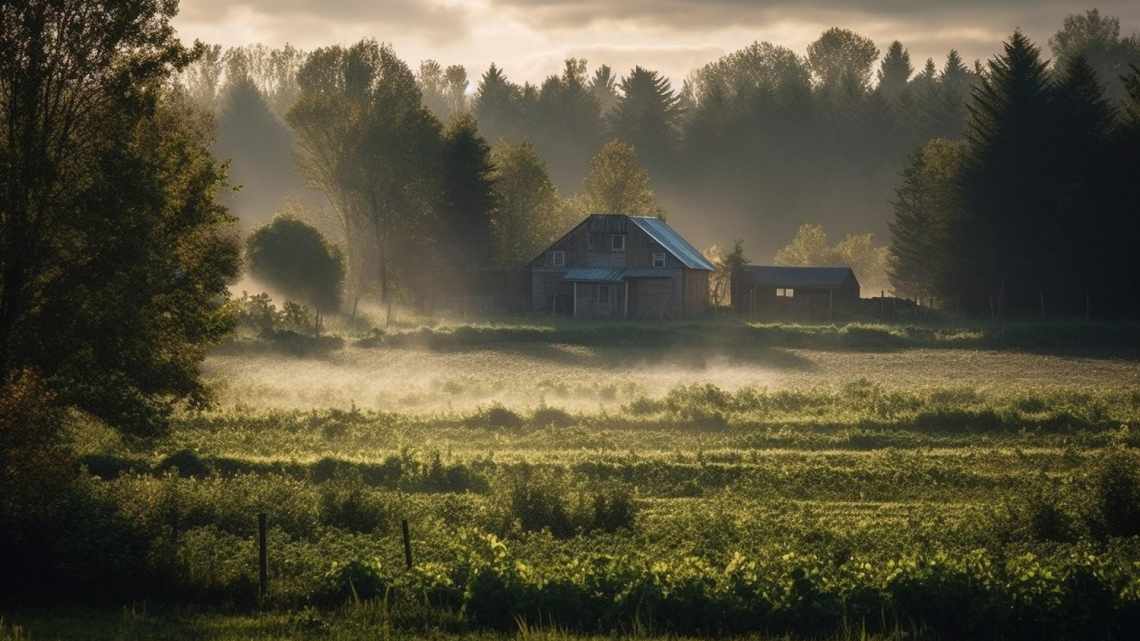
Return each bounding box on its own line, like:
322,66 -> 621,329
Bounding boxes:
401,518 -> 414,570
258,512 -> 268,600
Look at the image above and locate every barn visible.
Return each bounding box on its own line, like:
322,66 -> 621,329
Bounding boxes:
731,265 -> 860,319
530,214 -> 714,320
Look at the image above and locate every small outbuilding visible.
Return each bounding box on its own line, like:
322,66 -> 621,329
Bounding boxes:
531,214 -> 714,320
731,265 -> 860,319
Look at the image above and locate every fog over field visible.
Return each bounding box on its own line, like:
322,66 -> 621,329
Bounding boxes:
204,344 -> 1140,411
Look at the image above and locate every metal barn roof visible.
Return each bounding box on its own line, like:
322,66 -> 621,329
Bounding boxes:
562,268 -> 626,282
739,265 -> 857,289
628,216 -> 717,271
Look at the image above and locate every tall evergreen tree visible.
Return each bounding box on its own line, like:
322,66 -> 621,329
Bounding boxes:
589,65 -> 619,115
474,64 -> 522,142
440,115 -> 496,266
956,31 -> 1056,314
1051,55 -> 1116,311
610,67 -> 682,178
877,41 -> 913,103
888,139 -> 966,300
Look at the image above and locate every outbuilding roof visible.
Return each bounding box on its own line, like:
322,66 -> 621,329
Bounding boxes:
628,216 -> 717,271
738,265 -> 857,289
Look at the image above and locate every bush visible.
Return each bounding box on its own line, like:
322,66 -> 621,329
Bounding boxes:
317,559 -> 388,604
468,405 -> 524,430
1089,451 -> 1140,538
318,482 -> 388,533
530,406 -> 575,428
586,485 -> 638,533
158,449 -> 212,478
245,215 -> 345,313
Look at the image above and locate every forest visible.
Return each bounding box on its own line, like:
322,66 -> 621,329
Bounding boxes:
3,2 -> 1140,641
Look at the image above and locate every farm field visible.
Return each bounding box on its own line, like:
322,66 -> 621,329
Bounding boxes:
7,321 -> 1140,641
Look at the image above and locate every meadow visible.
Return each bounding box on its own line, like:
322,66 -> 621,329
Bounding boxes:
6,320 -> 1140,640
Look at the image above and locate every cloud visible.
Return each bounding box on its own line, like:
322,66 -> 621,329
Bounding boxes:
490,1 -> 1140,34
176,0 -> 471,46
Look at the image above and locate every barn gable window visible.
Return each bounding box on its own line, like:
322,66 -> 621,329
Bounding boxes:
652,252 -> 666,268
551,250 -> 565,267
611,234 -> 626,252
777,288 -> 795,298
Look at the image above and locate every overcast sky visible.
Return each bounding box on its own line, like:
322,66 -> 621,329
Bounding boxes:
174,1 -> 1140,87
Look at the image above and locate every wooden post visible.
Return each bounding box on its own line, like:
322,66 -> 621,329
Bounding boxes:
401,519 -> 414,570
624,280 -> 629,319
258,512 -> 268,599
572,282 -> 577,319
828,289 -> 833,321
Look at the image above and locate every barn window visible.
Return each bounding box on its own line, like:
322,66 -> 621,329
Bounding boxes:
551,250 -> 565,267
777,288 -> 795,298
611,234 -> 626,252
652,252 -> 666,268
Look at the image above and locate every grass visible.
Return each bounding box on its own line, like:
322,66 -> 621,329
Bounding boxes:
7,320 -> 1140,640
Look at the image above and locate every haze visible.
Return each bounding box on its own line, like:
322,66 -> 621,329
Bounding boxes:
175,1 -> 1140,87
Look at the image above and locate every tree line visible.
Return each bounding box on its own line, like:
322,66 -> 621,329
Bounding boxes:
889,31 -> 1140,318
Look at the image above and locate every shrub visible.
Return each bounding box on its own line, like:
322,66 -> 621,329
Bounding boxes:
245,214 -> 345,314
318,559 -> 389,604
468,405 -> 524,430
158,449 -> 212,478
318,481 -> 388,533
586,485 -> 638,533
509,477 -> 575,537
1089,451 -> 1140,538
530,406 -> 575,428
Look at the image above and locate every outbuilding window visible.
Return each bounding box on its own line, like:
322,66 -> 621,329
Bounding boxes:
551,250 -> 565,267
611,234 -> 626,252
652,252 -> 666,268
777,288 -> 795,298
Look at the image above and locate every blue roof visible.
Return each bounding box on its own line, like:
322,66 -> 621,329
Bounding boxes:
562,268 -> 626,282
629,216 -> 716,271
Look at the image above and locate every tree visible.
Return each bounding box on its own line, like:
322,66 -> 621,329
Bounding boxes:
181,43 -> 226,111
445,64 -> 469,117
609,67 -> 682,176
888,139 -> 966,300
1051,55 -> 1118,313
489,142 -> 571,265
474,63 -> 522,142
418,59 -> 449,120
589,65 -> 619,115
289,41 -> 444,313
877,41 -> 913,103
214,75 -> 298,228
775,225 -> 888,294
807,28 -> 880,92
1,1 -> 241,432
246,215 -> 346,316
1050,9 -> 1140,103
706,240 -> 750,306
440,115 -> 496,266
580,140 -> 661,215
956,31 -> 1057,314
531,58 -> 606,189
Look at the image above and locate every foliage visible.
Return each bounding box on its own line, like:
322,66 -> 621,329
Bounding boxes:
246,216 -> 346,313
775,225 -> 889,294
439,115 -> 497,268
579,140 -> 661,216
888,138 -> 966,300
488,142 -> 572,266
0,3 -> 241,433
609,67 -> 683,176
705,240 -> 750,306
